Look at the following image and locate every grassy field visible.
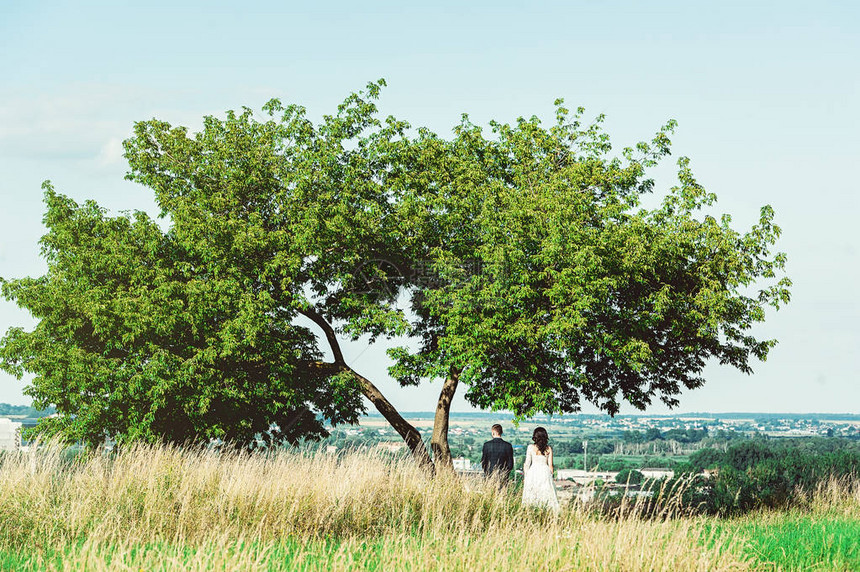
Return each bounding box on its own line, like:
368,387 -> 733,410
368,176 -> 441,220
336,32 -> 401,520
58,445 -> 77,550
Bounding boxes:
0,444 -> 856,571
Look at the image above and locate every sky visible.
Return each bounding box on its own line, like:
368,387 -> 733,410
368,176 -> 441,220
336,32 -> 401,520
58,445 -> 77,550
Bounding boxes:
1,1 -> 858,415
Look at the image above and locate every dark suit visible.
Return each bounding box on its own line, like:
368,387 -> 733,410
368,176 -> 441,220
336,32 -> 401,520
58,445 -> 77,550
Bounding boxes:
481,437 -> 514,481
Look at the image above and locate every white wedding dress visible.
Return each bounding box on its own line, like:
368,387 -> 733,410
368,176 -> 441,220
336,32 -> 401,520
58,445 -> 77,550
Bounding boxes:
522,445 -> 560,512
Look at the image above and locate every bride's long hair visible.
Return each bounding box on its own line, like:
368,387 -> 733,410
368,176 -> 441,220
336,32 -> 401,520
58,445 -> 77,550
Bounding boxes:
532,426 -> 549,455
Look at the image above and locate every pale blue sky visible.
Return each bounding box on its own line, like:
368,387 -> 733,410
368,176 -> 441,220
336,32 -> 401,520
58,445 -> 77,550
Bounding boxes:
1,1 -> 858,413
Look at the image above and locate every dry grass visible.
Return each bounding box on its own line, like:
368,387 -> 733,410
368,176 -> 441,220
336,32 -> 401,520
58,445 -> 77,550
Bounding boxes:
0,443 -> 855,571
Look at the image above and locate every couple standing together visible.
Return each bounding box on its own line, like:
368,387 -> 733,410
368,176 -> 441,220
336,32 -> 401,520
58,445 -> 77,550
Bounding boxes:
480,423 -> 560,512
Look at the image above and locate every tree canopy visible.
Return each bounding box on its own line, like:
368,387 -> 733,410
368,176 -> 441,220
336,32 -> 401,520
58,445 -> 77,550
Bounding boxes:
0,81 -> 790,464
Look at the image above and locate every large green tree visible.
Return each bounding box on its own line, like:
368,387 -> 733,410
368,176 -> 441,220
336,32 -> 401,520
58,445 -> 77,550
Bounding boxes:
0,82 -> 790,468
382,104 -> 790,467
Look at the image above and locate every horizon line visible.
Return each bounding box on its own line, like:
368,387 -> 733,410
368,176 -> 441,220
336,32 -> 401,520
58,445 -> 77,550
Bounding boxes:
361,411 -> 860,417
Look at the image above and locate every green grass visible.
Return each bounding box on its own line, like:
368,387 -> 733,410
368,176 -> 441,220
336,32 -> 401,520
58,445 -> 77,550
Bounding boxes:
1,518 -> 856,572
0,537 -> 568,572
707,513 -> 860,571
0,539 -> 353,572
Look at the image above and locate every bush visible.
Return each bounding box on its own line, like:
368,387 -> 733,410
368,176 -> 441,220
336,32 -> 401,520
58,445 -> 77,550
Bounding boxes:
615,469 -> 644,485
668,439 -> 860,515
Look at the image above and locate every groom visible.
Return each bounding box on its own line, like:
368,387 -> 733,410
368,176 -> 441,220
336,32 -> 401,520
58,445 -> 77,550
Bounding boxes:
480,424 -> 514,483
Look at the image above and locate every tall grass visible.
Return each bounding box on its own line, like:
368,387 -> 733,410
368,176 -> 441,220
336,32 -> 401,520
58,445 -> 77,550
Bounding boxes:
0,443 -> 855,570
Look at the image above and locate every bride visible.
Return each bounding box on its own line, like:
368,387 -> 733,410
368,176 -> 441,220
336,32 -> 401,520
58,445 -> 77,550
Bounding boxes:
522,426 -> 560,512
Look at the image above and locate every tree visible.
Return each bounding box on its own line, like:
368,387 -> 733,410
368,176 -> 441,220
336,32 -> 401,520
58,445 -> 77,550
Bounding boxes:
0,186 -> 365,447
1,83 -> 411,453
381,102 -> 789,467
684,447 -> 726,474
645,427 -> 664,441
615,469 -> 644,485
1,82 -> 790,468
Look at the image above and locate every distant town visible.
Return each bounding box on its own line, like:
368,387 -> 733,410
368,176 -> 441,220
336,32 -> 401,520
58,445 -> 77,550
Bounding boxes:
2,405 -> 857,496
335,410 -> 860,459
319,410 -> 860,499
2,404 -> 857,504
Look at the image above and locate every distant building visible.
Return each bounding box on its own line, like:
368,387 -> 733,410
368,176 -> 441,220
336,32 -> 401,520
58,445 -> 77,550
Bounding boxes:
557,469 -> 618,484
640,468 -> 674,480
377,441 -> 406,453
452,457 -> 472,471
0,418 -> 22,451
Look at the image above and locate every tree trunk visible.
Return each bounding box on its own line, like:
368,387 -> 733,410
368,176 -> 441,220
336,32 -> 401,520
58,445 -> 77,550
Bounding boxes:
349,368 -> 434,469
430,367 -> 461,473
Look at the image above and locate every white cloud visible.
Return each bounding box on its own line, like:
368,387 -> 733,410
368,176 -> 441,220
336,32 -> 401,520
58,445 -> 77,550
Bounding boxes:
97,137 -> 125,166
0,85 -> 137,161
0,83 -> 280,165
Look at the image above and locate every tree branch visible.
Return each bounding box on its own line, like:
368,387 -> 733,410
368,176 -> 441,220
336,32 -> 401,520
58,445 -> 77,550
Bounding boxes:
298,307 -> 346,366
